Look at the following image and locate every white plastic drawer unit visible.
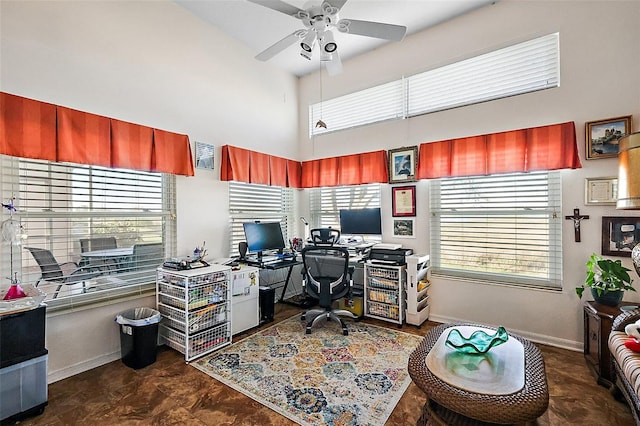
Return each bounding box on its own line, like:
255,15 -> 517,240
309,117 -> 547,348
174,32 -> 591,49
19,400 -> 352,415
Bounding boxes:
0,354 -> 48,421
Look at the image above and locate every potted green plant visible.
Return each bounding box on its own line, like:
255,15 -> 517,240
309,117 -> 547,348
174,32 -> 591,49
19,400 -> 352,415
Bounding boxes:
576,253 -> 635,306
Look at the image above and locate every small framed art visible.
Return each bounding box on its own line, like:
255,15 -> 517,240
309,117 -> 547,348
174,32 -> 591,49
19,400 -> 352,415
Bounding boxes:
393,218 -> 415,238
585,116 -> 632,159
602,216 -> 640,257
585,177 -> 618,205
195,142 -> 215,170
388,146 -> 418,183
392,185 -> 416,217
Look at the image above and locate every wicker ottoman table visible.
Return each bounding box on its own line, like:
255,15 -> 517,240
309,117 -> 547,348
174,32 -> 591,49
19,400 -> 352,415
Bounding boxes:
408,323 -> 549,425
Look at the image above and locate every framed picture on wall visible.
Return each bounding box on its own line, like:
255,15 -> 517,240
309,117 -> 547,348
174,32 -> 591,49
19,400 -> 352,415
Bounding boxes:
585,116 -> 632,159
585,177 -> 618,205
392,185 -> 416,217
388,146 -> 418,183
602,216 -> 640,257
195,142 -> 215,170
393,218 -> 415,238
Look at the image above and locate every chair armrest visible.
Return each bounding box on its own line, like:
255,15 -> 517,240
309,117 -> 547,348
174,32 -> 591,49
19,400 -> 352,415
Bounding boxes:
612,308 -> 640,332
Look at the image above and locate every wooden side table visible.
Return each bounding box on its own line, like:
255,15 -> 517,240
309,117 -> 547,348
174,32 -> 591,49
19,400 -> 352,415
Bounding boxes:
583,300 -> 636,388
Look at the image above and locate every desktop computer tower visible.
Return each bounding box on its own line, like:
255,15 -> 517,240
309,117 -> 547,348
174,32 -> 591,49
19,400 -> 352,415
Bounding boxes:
259,286 -> 275,324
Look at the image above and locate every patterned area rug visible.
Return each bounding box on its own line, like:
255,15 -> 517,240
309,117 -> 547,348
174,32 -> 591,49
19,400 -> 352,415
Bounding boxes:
192,314 -> 422,426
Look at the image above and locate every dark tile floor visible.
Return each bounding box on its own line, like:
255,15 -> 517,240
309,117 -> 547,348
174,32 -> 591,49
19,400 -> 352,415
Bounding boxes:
8,304 -> 635,425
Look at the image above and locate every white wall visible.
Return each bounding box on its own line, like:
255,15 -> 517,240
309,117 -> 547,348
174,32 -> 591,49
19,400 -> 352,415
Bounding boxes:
298,0 -> 640,350
0,0 -> 298,380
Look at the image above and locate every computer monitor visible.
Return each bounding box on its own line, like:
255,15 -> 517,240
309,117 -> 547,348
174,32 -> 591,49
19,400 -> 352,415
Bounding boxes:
339,208 -> 382,236
242,222 -> 286,259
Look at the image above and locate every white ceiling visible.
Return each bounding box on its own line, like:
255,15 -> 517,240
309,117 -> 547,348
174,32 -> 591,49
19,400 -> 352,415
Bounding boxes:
175,0 -> 496,77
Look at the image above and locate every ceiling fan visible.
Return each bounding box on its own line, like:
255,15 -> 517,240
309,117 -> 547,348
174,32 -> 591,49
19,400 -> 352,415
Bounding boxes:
248,0 -> 407,75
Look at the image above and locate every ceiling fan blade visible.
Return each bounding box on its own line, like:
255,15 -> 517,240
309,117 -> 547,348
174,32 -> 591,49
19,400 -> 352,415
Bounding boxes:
324,0 -> 348,12
325,51 -> 343,76
255,30 -> 304,61
337,19 -> 407,41
247,0 -> 305,18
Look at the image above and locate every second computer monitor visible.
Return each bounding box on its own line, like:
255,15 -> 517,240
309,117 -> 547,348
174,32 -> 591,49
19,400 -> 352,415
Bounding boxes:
339,208 -> 382,236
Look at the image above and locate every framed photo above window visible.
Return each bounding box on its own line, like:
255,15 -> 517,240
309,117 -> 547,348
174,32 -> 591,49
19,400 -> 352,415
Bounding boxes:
392,185 -> 416,217
602,216 -> 640,257
393,218 -> 415,238
585,116 -> 632,160
388,146 -> 417,183
585,177 -> 618,205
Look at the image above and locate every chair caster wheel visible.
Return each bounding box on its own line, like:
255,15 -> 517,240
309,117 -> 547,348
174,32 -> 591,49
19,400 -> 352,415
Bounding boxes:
301,314 -> 306,321
306,328 -> 311,334
343,330 -> 348,336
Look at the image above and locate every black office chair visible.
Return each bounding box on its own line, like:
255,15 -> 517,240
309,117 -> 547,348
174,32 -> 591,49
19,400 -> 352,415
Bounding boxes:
300,228 -> 357,335
25,247 -> 101,298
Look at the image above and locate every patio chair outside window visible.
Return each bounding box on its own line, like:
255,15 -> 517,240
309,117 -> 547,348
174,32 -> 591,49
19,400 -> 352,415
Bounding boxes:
25,247 -> 101,299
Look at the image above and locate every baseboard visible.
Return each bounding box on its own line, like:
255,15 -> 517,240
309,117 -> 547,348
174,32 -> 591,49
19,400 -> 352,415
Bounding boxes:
428,314 -> 582,352
48,351 -> 121,383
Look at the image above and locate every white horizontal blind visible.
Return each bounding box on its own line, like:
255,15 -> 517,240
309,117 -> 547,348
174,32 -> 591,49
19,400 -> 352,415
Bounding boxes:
0,156 -> 176,310
309,80 -> 404,136
406,33 -> 559,116
429,171 -> 562,289
308,33 -> 559,137
228,182 -> 295,256
309,184 -> 381,241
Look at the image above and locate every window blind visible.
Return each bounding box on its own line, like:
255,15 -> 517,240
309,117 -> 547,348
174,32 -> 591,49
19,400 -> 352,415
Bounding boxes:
429,171 -> 562,289
309,80 -> 404,137
407,33 -> 559,117
0,155 -> 176,311
309,184 -> 381,240
308,33 -> 559,137
228,182 -> 296,256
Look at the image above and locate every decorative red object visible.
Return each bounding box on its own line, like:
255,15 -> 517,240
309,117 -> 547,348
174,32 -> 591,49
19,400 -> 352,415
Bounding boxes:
2,283 -> 26,300
625,338 -> 640,352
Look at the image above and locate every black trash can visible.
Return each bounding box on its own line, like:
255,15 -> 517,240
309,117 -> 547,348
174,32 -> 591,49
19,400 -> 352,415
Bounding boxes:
115,307 -> 161,369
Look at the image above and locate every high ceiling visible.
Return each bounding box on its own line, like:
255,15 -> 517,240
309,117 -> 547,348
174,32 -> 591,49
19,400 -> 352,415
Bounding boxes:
175,0 -> 496,77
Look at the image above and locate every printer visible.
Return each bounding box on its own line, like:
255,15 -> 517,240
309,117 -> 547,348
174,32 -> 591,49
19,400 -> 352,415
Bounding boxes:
368,247 -> 413,265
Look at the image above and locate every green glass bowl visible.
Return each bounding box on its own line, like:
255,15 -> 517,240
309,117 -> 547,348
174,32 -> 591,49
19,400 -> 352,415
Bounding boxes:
445,326 -> 509,354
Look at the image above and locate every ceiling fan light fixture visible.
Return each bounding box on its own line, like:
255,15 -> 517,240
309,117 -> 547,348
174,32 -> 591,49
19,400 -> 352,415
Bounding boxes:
321,30 -> 337,53
300,31 -> 316,52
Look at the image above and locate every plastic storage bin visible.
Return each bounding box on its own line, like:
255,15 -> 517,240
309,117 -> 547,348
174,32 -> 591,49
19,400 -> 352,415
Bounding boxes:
0,354 -> 48,422
0,305 -> 47,368
115,307 -> 161,369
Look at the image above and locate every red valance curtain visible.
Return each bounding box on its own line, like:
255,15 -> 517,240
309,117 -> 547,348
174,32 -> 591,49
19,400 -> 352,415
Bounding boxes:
220,145 -> 301,188
301,150 -> 388,188
0,92 -> 57,161
0,92 -> 195,176
417,122 -> 580,179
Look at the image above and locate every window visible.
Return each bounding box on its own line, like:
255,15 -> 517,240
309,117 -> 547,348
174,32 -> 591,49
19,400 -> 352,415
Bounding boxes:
228,182 -> 296,256
0,156 -> 176,310
429,171 -> 562,289
309,80 -> 404,137
309,184 -> 381,241
309,33 -> 559,136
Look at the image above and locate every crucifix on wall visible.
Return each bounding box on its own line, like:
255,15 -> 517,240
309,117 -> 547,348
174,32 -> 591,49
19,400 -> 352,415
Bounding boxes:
565,208 -> 589,242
